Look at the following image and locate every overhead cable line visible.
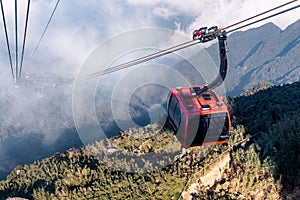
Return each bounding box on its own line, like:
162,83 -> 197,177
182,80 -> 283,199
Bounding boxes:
30,0 -> 60,61
15,0 -> 18,81
19,0 -> 31,80
0,0 -> 14,80
227,3 -> 300,33
82,0 -> 299,80
221,0 -> 298,31
83,40 -> 201,79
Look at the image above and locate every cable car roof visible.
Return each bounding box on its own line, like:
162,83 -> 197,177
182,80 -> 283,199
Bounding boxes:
170,86 -> 227,116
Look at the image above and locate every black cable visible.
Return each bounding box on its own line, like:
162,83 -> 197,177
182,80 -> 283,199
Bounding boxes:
30,0 -> 60,60
0,0 -> 14,80
19,0 -> 31,80
227,4 -> 300,33
101,40 -> 196,74
104,42 -> 199,74
15,0 -> 18,81
221,0 -> 298,31
82,40 -> 200,79
82,39 -> 199,79
197,0 -> 299,42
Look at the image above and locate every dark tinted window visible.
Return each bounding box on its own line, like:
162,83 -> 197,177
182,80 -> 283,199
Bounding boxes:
168,94 -> 182,129
187,116 -> 201,136
188,112 -> 229,146
173,103 -> 181,128
168,95 -> 176,118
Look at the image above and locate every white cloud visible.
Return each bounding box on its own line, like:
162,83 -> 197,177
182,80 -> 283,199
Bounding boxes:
152,6 -> 176,19
126,0 -> 300,32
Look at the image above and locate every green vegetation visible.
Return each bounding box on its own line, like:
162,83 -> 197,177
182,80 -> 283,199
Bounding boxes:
0,82 -> 299,199
222,81 -> 300,199
0,128 -> 185,199
194,126 -> 282,199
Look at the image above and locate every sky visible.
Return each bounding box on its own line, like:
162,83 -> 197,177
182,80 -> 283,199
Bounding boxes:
0,0 -> 300,79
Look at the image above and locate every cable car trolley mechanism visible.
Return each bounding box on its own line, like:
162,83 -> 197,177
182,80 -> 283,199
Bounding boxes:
167,27 -> 231,147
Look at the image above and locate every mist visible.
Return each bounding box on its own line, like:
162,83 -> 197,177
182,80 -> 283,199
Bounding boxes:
0,72 -> 83,179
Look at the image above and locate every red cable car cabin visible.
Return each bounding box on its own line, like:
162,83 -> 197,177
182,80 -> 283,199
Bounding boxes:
167,29 -> 231,147
167,86 -> 231,147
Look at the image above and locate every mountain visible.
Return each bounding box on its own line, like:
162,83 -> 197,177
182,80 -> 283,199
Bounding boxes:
0,81 -> 299,199
206,19 -> 300,96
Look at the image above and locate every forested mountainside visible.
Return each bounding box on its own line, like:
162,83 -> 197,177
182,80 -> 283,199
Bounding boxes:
1,81 -> 299,199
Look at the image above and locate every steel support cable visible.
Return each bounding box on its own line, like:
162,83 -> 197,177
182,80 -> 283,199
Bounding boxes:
15,0 -> 18,81
184,0 -> 300,45
102,40 -> 197,73
0,0 -> 14,80
202,0 -> 299,38
30,0 -> 60,61
19,0 -> 31,80
82,40 -> 201,79
81,39 -> 198,79
227,4 -> 300,34
220,0 -> 298,31
83,0 -> 299,79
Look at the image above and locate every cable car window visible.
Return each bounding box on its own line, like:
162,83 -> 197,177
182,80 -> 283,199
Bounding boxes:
187,116 -> 201,137
198,115 -> 209,135
176,113 -> 186,141
168,94 -> 177,120
209,114 -> 224,132
207,113 -> 229,137
173,103 -> 181,128
201,113 -> 229,142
